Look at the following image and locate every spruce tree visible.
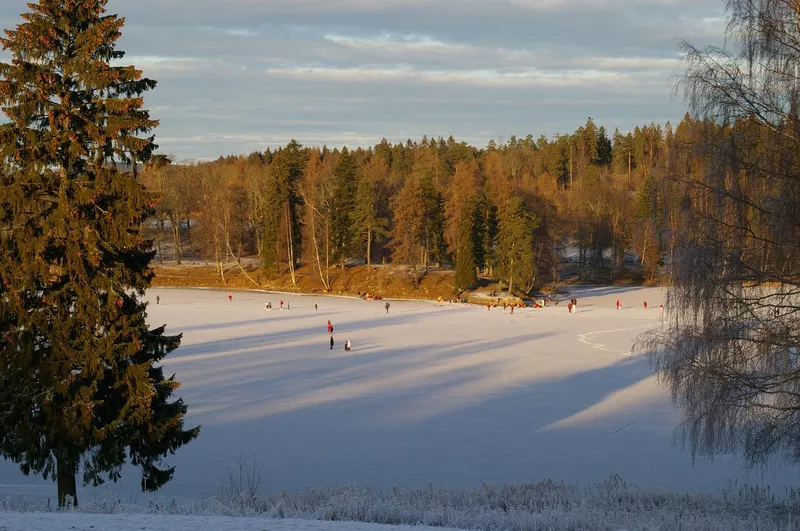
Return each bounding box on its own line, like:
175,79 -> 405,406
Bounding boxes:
0,0 -> 199,506
454,203 -> 479,290
268,140 -> 306,281
352,169 -> 388,267
495,198 -> 539,296
330,148 -> 357,269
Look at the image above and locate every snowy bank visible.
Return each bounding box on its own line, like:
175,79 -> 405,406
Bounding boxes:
0,513 -> 462,531
3,477 -> 799,531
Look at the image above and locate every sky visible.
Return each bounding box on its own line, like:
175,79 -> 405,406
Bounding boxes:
0,0 -> 725,161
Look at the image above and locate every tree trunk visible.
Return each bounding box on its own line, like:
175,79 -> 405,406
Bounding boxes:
286,201 -> 296,286
156,219 -> 164,264
310,209 -> 330,291
325,219 -> 331,290
641,224 -> 649,266
57,452 -> 77,507
171,218 -> 182,265
508,257 -> 514,298
366,227 -> 372,267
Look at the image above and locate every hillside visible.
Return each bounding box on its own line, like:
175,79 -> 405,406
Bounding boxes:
152,262 -> 477,302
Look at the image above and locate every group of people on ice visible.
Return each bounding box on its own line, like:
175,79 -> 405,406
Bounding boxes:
264,299 -> 290,310
357,291 -> 383,301
567,298 -> 579,313
615,299 -> 662,310
328,319 -> 352,351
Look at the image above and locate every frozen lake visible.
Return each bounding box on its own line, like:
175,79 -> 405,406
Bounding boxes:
0,286 -> 794,501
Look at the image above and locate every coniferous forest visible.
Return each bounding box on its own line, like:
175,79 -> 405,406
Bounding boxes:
139,116 -> 725,294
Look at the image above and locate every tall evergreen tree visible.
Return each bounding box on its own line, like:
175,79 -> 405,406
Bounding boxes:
352,159 -> 388,267
390,177 -> 425,268
454,203 -> 479,290
270,140 -> 306,282
445,162 -> 481,290
495,197 -> 539,296
0,0 -> 199,507
330,148 -> 357,269
420,174 -> 447,269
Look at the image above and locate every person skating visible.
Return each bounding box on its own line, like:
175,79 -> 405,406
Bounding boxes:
344,340 -> 351,352
314,303 -> 318,311
385,302 -> 390,314
280,300 -> 284,310
616,300 -> 621,310
330,335 -> 335,350
228,295 -> 232,302
643,301 -> 648,310
156,295 -> 160,305
327,320 -> 333,334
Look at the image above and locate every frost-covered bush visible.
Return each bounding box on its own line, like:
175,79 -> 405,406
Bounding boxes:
2,473 -> 799,531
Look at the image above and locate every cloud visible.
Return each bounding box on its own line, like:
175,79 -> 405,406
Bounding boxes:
0,0 -> 725,158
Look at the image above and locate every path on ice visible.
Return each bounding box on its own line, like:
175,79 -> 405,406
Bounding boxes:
0,286 -> 793,502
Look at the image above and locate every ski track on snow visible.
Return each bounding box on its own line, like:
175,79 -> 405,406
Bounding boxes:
578,324 -> 653,355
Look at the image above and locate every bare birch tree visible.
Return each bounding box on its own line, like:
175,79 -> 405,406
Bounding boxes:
638,0 -> 800,465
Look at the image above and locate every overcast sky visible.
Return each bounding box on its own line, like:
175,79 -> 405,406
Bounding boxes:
0,0 -> 725,160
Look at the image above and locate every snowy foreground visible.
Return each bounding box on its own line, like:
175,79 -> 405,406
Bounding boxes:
0,513 -> 462,531
2,286 -> 799,530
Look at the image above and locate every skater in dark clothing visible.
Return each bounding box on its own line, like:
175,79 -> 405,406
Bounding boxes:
344,340 -> 351,352
385,302 -> 391,314
156,295 -> 160,305
330,335 -> 335,350
314,303 -> 318,311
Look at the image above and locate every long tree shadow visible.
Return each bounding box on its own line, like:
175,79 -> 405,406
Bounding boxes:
175,309 -> 351,333
182,331 -> 555,408
165,352 -> 674,497
171,309 -> 434,361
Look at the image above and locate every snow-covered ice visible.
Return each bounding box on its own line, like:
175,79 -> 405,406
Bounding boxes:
0,286 -> 795,503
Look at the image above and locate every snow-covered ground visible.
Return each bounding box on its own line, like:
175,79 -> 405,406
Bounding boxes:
0,513 -> 463,531
0,286 -> 795,506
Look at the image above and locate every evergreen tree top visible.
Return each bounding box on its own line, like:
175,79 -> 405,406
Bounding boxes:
0,0 -> 158,169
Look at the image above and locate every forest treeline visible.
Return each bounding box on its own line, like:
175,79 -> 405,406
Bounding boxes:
140,116 -> 696,294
